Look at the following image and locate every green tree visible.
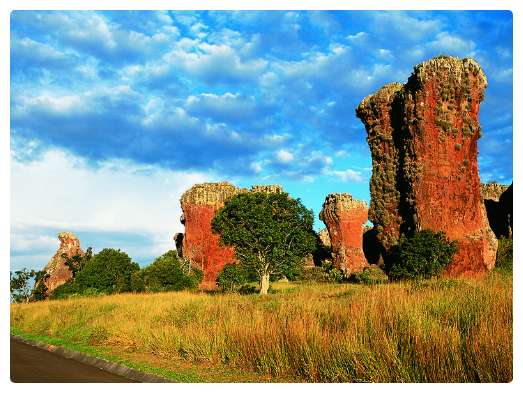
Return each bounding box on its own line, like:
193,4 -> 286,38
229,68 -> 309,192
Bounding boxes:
138,250 -> 203,292
212,191 -> 316,294
63,246 -> 93,277
385,230 -> 457,280
73,248 -> 139,294
10,269 -> 37,303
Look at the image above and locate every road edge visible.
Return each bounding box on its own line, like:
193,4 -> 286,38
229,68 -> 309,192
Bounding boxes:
10,334 -> 175,383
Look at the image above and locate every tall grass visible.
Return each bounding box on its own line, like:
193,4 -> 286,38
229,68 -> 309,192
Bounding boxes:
10,274 -> 512,382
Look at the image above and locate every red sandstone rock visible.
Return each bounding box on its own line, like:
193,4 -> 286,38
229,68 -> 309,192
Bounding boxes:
319,193 -> 368,275
41,232 -> 84,294
357,56 -> 497,276
180,182 -> 244,288
179,182 -> 285,288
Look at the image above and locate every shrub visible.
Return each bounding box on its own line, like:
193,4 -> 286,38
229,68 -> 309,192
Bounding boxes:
73,248 -> 140,294
140,250 -> 203,292
217,264 -> 249,292
385,230 -> 457,280
50,280 -> 81,299
495,237 -> 513,273
299,262 -> 344,283
350,266 -> 389,285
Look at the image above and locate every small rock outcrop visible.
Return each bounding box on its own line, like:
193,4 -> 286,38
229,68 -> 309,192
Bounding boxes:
40,232 -> 84,294
482,182 -> 512,238
319,193 -> 368,275
356,56 -> 497,276
481,182 -> 509,202
318,228 -> 331,249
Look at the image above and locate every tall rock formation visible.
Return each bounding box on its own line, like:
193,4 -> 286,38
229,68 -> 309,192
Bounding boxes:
180,182 -> 245,288
356,56 -> 497,276
40,232 -> 84,294
179,182 -> 284,288
319,193 -> 368,275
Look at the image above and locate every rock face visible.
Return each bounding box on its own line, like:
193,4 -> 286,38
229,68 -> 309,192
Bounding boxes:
318,228 -> 331,249
357,56 -> 497,277
481,182 -> 509,202
180,182 -> 245,288
484,183 -> 513,238
41,232 -> 84,294
179,182 -> 284,288
319,193 -> 368,275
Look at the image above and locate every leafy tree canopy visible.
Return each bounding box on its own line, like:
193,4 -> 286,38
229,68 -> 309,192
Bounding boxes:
72,248 -> 140,294
212,191 -> 316,294
133,250 -> 203,292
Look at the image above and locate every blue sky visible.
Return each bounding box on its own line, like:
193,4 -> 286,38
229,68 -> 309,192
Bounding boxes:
10,10 -> 513,271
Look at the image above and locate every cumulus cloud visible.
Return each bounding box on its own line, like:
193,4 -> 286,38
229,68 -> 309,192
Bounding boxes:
275,149 -> 294,163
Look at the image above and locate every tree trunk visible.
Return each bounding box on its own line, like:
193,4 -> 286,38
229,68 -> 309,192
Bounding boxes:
260,273 -> 270,295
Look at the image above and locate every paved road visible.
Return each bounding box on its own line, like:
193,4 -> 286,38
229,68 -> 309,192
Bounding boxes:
10,337 -> 134,383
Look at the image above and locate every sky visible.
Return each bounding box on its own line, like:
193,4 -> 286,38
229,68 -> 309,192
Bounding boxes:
10,10 -> 513,271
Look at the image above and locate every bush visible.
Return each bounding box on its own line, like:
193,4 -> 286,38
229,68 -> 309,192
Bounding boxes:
217,264 -> 249,292
299,262 -> 344,283
350,266 -> 388,285
50,280 -> 81,299
495,237 -> 512,273
73,248 -> 140,294
139,250 -> 203,292
385,230 -> 457,280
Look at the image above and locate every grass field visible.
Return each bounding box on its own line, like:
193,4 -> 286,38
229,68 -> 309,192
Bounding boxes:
10,273 -> 512,382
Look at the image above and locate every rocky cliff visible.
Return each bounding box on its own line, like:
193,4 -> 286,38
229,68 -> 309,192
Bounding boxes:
319,193 -> 368,275
357,56 -> 497,276
40,232 -> 84,294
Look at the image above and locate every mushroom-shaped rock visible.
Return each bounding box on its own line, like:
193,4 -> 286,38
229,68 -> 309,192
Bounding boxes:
319,193 -> 368,275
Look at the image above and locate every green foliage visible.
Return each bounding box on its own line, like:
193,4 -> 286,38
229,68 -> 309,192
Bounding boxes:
63,247 -> 93,277
212,192 -> 316,293
50,280 -> 82,299
299,262 -> 344,283
73,248 -> 140,294
31,270 -> 49,301
495,237 -> 512,273
137,250 -> 203,292
217,264 -> 249,292
385,230 -> 457,280
349,266 -> 389,285
10,269 -> 38,303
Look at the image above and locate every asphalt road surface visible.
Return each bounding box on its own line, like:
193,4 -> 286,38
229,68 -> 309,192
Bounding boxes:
10,337 -> 135,383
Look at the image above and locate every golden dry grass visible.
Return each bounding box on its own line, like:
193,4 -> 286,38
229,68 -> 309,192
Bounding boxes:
10,274 -> 512,382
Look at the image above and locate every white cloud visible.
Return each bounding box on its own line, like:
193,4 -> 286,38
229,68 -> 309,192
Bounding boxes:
428,32 -> 476,54
250,162 -> 263,174
329,168 -> 364,182
11,149 -> 211,268
275,149 -> 294,163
